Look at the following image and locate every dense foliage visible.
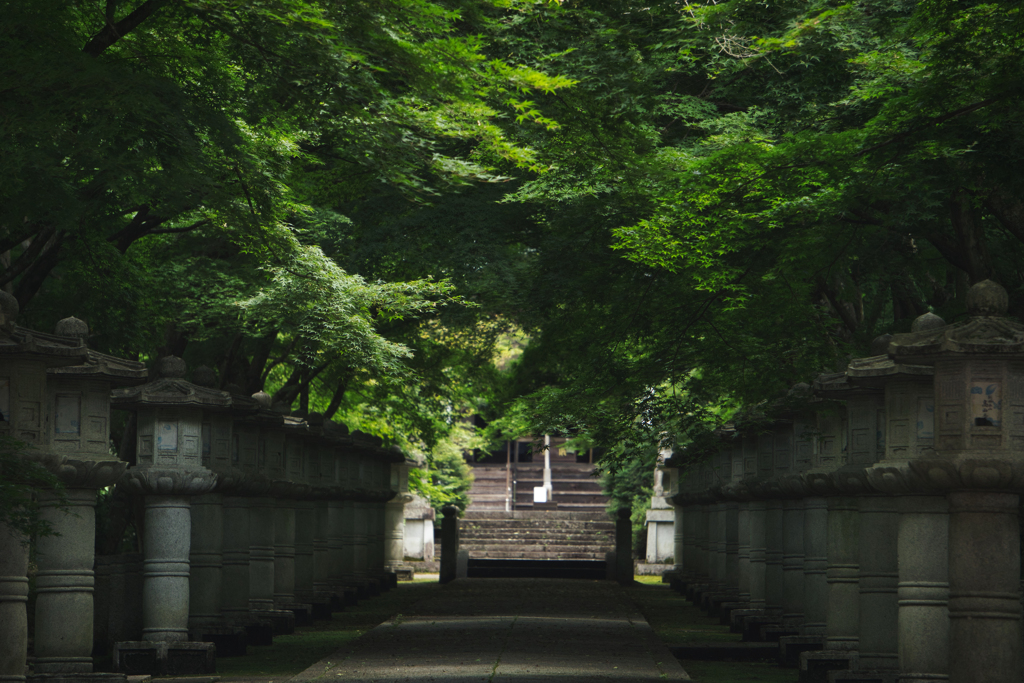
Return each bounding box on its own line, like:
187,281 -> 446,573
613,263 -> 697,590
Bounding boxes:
3,0 -> 1023,481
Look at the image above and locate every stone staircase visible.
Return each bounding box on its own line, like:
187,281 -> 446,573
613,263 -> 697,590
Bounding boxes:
513,462 -> 607,512
459,510 -> 614,561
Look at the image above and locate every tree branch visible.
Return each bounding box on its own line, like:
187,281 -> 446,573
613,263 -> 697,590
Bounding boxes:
83,0 -> 168,57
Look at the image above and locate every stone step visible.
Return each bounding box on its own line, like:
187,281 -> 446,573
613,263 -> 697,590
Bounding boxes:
461,510 -> 610,521
461,530 -> 612,540
461,545 -> 612,556
466,551 -> 609,560
461,519 -> 612,529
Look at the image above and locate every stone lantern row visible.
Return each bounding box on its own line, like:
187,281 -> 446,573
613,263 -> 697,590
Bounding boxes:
0,292 -> 405,680
665,280 -> 1024,683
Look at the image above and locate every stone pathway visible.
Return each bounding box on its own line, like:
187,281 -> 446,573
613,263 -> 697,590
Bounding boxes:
290,578 -> 690,682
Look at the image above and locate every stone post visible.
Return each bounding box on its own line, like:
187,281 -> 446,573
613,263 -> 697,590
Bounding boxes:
188,493 -> 223,631
781,499 -> 805,626
826,495 -> 860,651
896,495 -> 949,683
764,499 -> 785,614
801,496 -> 828,635
312,498 -> 331,609
737,504 -> 751,603
748,500 -> 767,611
221,494 -> 252,626
947,491 -> 1020,682
141,493 -> 196,642
857,495 -> 899,671
615,507 -> 633,584
0,523 -> 29,683
248,495 -> 276,613
439,505 -> 460,584
36,477 -> 127,671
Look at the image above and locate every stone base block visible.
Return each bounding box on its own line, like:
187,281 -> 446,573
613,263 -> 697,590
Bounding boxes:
718,601 -> 749,625
761,625 -> 800,642
741,615 -> 782,642
828,670 -> 897,683
730,608 -> 764,633
311,601 -> 333,620
702,592 -> 740,616
778,635 -> 825,667
28,673 -> 128,683
669,642 -> 776,662
686,582 -> 710,603
395,567 -> 414,581
190,626 -> 247,657
281,603 -> 313,627
112,642 -> 215,676
250,610 -> 294,636
243,620 -> 273,647
799,650 -> 857,683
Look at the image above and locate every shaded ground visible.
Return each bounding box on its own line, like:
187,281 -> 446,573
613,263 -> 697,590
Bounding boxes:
626,578 -> 795,683
216,576 -> 796,683
291,578 -> 686,682
218,579 -> 441,682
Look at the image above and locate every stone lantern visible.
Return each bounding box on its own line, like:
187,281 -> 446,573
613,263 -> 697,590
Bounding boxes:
644,448 -> 677,567
111,356 -> 231,674
184,369 -> 258,655
34,317 -> 147,681
385,447 -> 418,580
886,280 -> 1024,683
274,413 -> 313,623
291,413 -> 320,618
0,299 -> 90,683
234,400 -> 295,635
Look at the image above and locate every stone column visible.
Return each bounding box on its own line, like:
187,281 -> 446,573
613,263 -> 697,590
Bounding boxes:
826,495 -> 860,651
673,504 -> 685,577
327,499 -> 345,595
142,494 -> 196,642
353,501 -> 369,584
248,496 -> 276,612
312,499 -> 330,605
385,493 -> 413,572
725,501 -> 739,593
33,487 -> 101,673
0,523 -> 29,683
712,502 -> 726,589
801,496 -> 828,635
764,499 -> 785,612
188,493 -> 223,632
221,494 -> 251,625
947,491 -> 1021,683
294,500 -> 315,606
858,495 -> 898,671
897,495 -> 949,683
341,500 -> 356,587
737,502 -> 751,604
748,500 -> 767,611
273,498 -> 297,608
782,499 -> 805,626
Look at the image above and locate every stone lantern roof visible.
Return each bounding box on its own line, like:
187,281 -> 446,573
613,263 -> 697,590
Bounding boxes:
0,293 -> 87,363
889,280 -> 1024,359
110,356 -> 260,414
48,317 -> 148,384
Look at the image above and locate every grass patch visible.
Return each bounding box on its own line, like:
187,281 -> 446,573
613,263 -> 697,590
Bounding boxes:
218,581 -> 441,679
625,581 -> 795,683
